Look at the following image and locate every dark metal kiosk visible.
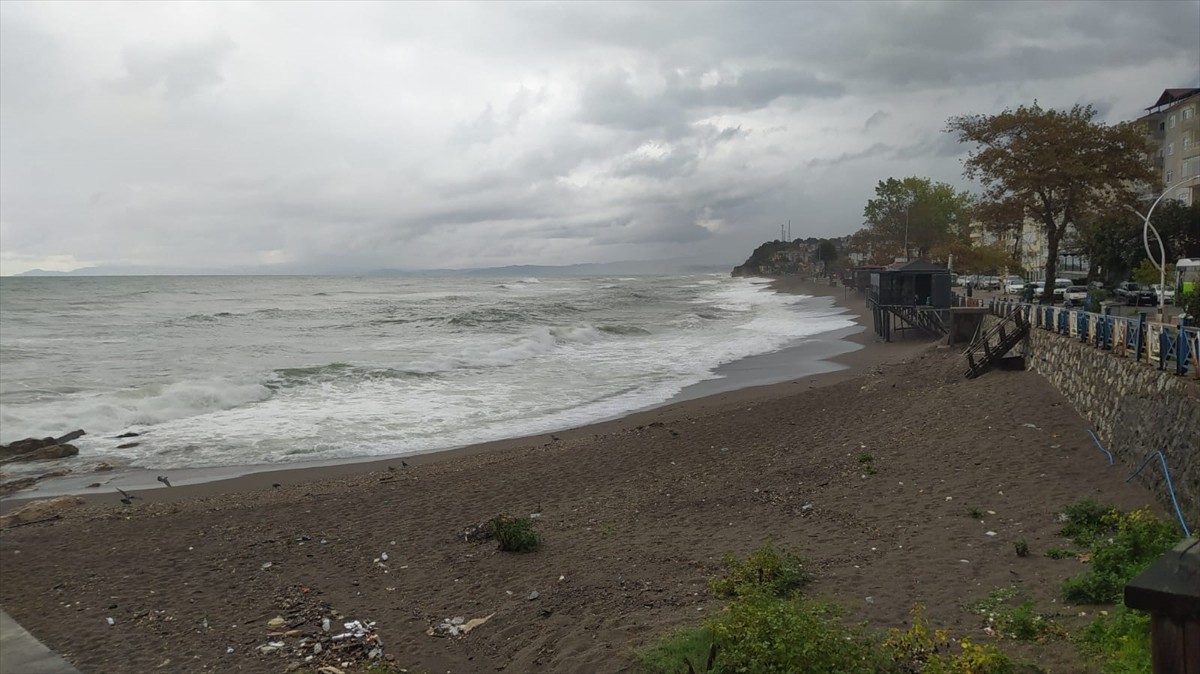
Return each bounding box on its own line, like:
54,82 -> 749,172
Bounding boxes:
1124,538 -> 1199,673
868,260 -> 951,341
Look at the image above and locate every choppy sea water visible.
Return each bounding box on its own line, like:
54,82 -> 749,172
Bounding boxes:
0,274 -> 856,474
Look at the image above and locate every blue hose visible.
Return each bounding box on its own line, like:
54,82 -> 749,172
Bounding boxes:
1087,430 -> 1114,465
1126,450 -> 1192,538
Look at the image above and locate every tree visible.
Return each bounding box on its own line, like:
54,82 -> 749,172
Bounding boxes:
947,104 -> 1155,304
1079,213 -> 1142,285
930,240 -> 1020,275
816,240 -> 838,274
1079,200 -> 1199,285
861,176 -> 973,261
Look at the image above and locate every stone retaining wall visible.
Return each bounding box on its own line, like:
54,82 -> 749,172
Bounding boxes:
992,317 -> 1200,527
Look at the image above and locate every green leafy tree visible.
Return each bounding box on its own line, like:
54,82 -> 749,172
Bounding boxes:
1132,259 -> 1172,287
816,240 -> 838,273
1081,201 -> 1199,285
947,104 -> 1155,304
1079,214 -> 1143,285
861,176 -> 973,261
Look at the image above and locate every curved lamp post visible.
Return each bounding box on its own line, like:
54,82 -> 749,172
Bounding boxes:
1127,176 -> 1200,323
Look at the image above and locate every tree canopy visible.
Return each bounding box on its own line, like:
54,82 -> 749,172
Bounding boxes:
857,176 -> 972,264
946,103 -> 1154,303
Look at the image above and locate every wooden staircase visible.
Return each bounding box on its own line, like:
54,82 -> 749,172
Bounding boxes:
886,305 -> 948,338
964,309 -> 1030,378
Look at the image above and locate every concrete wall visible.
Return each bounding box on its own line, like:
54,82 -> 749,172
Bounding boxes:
1008,320 -> 1200,526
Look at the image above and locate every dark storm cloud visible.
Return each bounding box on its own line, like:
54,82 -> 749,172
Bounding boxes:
1,0 -> 1197,274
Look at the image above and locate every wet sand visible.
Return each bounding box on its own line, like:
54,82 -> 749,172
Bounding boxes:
0,277 -> 1161,673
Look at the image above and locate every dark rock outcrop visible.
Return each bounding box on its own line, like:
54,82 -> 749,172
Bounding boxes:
0,431 -> 85,463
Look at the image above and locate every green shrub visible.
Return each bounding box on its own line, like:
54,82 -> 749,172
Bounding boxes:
639,625 -> 714,674
1061,508 -> 1180,604
882,604 -> 1014,674
969,588 -> 1065,643
708,595 -> 887,674
1058,498 -> 1116,546
1014,540 -> 1029,557
491,514 -> 541,553
1045,548 -> 1078,559
708,541 -> 810,599
1075,606 -> 1152,674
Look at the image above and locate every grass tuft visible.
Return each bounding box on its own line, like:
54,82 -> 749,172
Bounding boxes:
490,514 -> 541,553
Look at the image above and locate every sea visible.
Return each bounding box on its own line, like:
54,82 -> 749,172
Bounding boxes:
0,274 -> 859,483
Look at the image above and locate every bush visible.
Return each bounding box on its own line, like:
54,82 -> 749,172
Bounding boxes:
882,604 -> 1014,674
969,588 -> 1065,643
1075,606 -> 1152,674
1061,508 -> 1180,604
490,514 -> 541,553
1057,498 -> 1116,546
1045,548 -> 1078,559
708,541 -> 810,599
639,625 -> 714,674
709,595 -> 888,674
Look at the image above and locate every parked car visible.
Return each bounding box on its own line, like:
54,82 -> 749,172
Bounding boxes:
1113,282 -> 1156,306
1052,278 -> 1071,300
1063,285 -> 1088,306
1004,276 -> 1026,294
1150,283 -> 1175,304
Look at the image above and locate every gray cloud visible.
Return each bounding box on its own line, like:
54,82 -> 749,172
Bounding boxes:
0,0 -> 1197,274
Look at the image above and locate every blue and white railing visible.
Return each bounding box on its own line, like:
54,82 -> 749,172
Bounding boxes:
988,300 -> 1199,378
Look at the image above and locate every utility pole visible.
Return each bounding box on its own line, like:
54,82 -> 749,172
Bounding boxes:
781,223 -> 785,241
787,219 -> 791,241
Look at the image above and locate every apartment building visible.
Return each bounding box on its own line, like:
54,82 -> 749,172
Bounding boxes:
1140,88 -> 1200,205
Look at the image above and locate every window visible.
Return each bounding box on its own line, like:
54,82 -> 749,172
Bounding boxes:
1170,114 -> 1177,128
1167,142 -> 1175,156
1184,157 -> 1198,177
1185,107 -> 1196,120
1166,170 -> 1174,184
1186,131 -> 1194,150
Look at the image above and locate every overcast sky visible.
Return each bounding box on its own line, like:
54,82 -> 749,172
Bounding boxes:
1,1 -> 1198,275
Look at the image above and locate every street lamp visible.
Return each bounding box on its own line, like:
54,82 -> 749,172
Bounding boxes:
1127,176 -> 1200,323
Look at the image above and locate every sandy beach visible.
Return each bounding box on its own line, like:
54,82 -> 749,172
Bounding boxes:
0,278 -> 1162,673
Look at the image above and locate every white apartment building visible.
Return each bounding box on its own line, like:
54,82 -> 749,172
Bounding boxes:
1140,88 -> 1200,205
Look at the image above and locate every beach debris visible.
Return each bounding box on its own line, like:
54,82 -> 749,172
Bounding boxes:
157,475 -> 172,487
427,613 -> 495,638
85,482 -> 101,488
261,562 -> 273,570
296,534 -> 312,542
985,531 -> 998,537
255,586 -> 385,667
93,462 -> 114,472
1022,423 -> 1040,430
527,591 -> 540,601
106,617 -> 115,626
226,647 -> 235,654
115,486 -> 140,506
461,521 -> 495,543
0,495 -> 84,528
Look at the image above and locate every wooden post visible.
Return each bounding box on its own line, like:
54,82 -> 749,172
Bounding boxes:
1125,538 -> 1200,673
